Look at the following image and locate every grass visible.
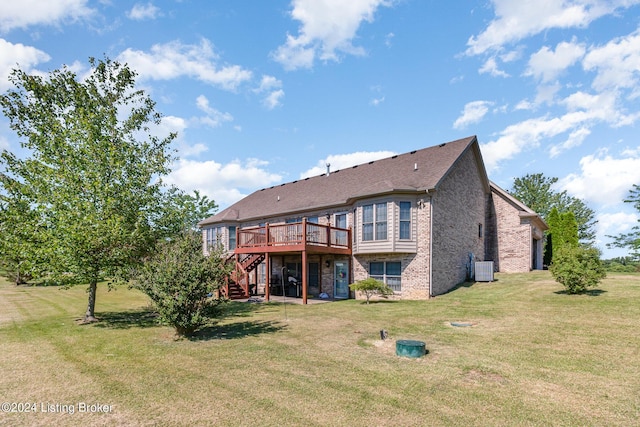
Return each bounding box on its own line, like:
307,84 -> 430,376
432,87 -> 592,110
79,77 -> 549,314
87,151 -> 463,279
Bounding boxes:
1,271 -> 639,426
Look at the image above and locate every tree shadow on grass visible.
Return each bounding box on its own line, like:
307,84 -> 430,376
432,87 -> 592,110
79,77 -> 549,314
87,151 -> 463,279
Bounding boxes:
90,308 -> 159,329
187,319 -> 286,341
554,289 -> 608,296
88,302 -> 284,340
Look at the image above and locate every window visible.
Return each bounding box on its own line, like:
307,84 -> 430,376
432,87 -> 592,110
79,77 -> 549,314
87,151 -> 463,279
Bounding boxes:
478,223 -> 483,238
375,203 -> 387,240
206,227 -> 223,249
335,213 -> 347,229
307,216 -> 319,224
363,205 -> 374,241
362,202 -> 387,241
369,261 -> 401,292
228,226 -> 236,250
399,202 -> 411,240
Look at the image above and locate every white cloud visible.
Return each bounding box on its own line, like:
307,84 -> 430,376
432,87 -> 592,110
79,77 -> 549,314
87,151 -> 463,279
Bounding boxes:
195,95 -> 234,128
482,87 -> 632,170
525,39 -> 585,83
0,134 -> 8,151
465,0 -> 639,56
118,39 -> 252,91
166,158 -> 283,207
479,57 -> 509,77
453,100 -> 494,129
549,127 -> 591,157
272,0 -> 393,70
0,0 -> 93,32
300,150 -> 396,178
127,3 -> 161,21
481,114 -> 584,171
583,28 -> 640,93
598,211 -> 639,236
370,96 -> 385,106
558,148 -> 640,206
0,39 -> 50,91
596,211 -> 639,253
254,75 -> 284,109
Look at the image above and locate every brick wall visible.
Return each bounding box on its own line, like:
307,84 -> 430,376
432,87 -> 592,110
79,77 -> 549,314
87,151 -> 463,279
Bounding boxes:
430,148 -> 487,295
490,190 -> 532,272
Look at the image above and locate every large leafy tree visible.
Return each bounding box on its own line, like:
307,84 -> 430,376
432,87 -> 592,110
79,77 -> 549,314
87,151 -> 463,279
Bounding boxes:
0,57 -> 176,321
608,184 -> 640,259
158,189 -> 218,236
510,173 -> 597,245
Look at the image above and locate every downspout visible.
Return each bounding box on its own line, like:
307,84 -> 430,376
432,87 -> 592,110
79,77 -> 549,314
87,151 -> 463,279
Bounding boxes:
428,191 -> 434,298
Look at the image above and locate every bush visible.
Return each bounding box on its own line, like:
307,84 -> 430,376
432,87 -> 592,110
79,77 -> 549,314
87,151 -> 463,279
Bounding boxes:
349,278 -> 394,304
549,246 -> 606,294
132,231 -> 232,336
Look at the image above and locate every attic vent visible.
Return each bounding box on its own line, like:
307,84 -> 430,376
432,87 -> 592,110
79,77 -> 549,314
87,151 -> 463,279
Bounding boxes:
280,183 -> 286,186
410,150 -> 416,154
368,161 -> 374,164
392,155 -> 398,159
292,180 -> 297,183
305,177 -> 310,180
439,143 -> 446,147
352,165 -> 358,168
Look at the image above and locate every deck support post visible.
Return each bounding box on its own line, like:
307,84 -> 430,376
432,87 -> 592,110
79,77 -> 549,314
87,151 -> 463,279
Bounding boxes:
302,249 -> 308,304
265,253 -> 270,302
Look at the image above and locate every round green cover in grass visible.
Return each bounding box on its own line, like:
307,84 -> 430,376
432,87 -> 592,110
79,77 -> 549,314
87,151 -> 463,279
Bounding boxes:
396,340 -> 426,358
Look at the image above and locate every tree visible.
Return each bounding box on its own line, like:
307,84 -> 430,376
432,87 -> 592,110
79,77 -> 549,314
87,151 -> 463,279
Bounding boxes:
349,278 -> 395,304
510,173 -> 597,245
546,208 -> 579,263
549,246 -> 606,294
608,184 -> 640,259
157,189 -> 218,236
0,57 -> 176,321
0,174 -> 46,284
132,231 -> 232,336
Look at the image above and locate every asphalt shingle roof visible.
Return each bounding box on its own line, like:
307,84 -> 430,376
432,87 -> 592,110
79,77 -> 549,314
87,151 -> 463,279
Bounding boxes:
200,135 -> 482,226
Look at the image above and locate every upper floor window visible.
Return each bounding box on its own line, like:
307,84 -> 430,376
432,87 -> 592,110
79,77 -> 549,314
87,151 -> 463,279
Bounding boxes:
362,202 -> 387,241
399,202 -> 411,240
335,213 -> 347,229
228,226 -> 237,250
206,227 -> 223,249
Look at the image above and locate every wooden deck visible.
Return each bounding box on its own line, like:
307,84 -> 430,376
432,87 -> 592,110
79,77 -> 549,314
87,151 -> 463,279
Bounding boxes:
235,219 -> 351,255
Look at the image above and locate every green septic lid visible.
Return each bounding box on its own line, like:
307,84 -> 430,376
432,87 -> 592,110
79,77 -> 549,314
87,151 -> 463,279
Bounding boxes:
396,340 -> 426,358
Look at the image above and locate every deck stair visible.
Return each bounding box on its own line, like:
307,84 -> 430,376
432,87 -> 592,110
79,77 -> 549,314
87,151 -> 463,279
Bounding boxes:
223,253 -> 265,299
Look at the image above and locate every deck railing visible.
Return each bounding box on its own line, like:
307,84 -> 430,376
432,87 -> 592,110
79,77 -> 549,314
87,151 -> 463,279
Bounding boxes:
237,220 -> 351,251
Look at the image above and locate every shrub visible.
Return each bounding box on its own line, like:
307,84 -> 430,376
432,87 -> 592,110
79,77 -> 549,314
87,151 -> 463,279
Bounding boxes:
132,231 -> 232,336
349,278 -> 394,304
550,246 -> 606,294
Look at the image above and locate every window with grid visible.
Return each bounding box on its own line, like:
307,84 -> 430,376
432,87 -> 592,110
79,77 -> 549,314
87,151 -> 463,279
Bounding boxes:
228,226 -> 236,250
362,202 -> 387,241
369,261 -> 401,292
206,227 -> 223,249
399,201 -> 411,240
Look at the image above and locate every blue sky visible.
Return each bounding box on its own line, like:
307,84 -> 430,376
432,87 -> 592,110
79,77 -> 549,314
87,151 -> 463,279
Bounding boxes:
1,1 -> 640,258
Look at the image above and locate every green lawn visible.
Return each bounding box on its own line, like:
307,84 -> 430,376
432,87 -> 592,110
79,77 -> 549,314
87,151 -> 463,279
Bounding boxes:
1,271 -> 639,426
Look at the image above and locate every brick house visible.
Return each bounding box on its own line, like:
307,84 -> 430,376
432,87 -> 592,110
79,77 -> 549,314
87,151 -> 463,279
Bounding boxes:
198,136 -> 547,303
